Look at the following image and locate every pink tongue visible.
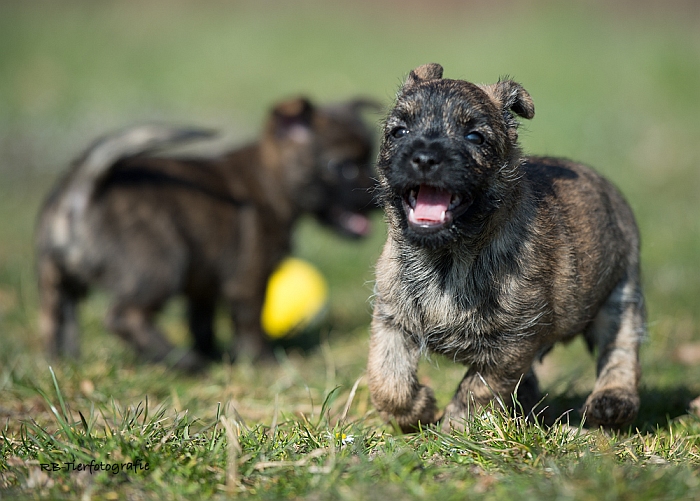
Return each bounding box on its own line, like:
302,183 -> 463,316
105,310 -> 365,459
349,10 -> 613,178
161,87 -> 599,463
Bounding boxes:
339,212 -> 371,236
413,185 -> 451,223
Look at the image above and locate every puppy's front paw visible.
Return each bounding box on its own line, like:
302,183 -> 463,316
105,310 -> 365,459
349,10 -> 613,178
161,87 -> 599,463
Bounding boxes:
583,387 -> 639,428
387,385 -> 439,433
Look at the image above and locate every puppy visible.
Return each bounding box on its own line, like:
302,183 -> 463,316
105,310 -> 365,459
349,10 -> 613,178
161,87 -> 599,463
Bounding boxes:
36,97 -> 378,370
368,64 -> 644,431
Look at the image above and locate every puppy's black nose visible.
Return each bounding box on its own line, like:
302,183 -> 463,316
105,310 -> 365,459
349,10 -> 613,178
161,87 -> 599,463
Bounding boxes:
410,150 -> 441,173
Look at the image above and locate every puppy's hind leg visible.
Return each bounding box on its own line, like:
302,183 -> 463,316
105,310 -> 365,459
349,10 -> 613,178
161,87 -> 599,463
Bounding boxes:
105,300 -> 204,371
38,257 -> 84,359
583,274 -> 644,428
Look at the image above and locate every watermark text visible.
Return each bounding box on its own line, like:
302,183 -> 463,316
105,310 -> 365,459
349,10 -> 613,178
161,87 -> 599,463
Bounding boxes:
40,459 -> 150,475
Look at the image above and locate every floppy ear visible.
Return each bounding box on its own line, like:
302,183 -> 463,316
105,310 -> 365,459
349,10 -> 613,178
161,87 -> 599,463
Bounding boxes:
482,79 -> 535,121
271,97 -> 315,141
403,63 -> 444,89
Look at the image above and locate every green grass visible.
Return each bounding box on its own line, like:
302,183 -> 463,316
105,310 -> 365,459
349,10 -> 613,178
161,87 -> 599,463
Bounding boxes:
2,0 -> 700,499
4,366 -> 700,500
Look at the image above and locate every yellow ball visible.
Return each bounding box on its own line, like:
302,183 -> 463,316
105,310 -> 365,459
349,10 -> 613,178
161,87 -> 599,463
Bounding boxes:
261,257 -> 329,339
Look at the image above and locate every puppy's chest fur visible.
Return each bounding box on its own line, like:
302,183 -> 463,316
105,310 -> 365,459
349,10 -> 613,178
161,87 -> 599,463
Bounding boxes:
376,228 -> 551,364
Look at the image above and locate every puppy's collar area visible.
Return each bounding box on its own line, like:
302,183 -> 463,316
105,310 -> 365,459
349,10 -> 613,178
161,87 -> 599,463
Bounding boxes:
404,184 -> 472,231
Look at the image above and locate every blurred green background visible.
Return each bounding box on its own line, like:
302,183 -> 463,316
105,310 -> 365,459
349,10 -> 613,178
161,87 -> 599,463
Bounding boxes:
1,0 -> 699,414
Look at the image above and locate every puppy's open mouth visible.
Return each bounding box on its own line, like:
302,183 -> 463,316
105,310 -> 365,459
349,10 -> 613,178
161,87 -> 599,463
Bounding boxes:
403,184 -> 472,231
322,206 -> 372,238
337,211 -> 371,237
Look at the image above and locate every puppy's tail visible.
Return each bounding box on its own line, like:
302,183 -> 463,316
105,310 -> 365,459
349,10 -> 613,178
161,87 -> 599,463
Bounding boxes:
71,124 -> 216,193
43,125 -> 216,252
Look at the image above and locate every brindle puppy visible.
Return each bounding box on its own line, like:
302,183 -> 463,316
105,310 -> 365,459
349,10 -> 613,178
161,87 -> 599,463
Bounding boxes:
36,97 -> 378,370
368,63 -> 644,431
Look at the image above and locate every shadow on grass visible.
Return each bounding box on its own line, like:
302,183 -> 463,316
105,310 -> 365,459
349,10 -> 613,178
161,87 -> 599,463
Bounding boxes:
543,385 -> 697,432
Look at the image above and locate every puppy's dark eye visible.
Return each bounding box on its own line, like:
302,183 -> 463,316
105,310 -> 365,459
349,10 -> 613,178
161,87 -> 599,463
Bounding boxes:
465,131 -> 484,145
391,127 -> 409,139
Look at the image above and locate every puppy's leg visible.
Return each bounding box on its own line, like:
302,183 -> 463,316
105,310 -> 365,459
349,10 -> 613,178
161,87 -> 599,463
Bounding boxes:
583,275 -> 643,427
38,257 -> 82,358
368,311 -> 438,432
105,302 -> 175,364
515,369 -> 543,419
221,208 -> 273,362
442,357 -> 537,431
229,293 -> 272,362
105,303 -> 171,358
187,294 -> 219,360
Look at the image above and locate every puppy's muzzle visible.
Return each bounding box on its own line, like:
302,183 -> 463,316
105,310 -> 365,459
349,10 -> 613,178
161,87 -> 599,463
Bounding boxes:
400,145 -> 472,233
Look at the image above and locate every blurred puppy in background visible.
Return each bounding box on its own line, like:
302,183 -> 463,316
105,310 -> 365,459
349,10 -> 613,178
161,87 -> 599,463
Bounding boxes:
36,97 -> 379,371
